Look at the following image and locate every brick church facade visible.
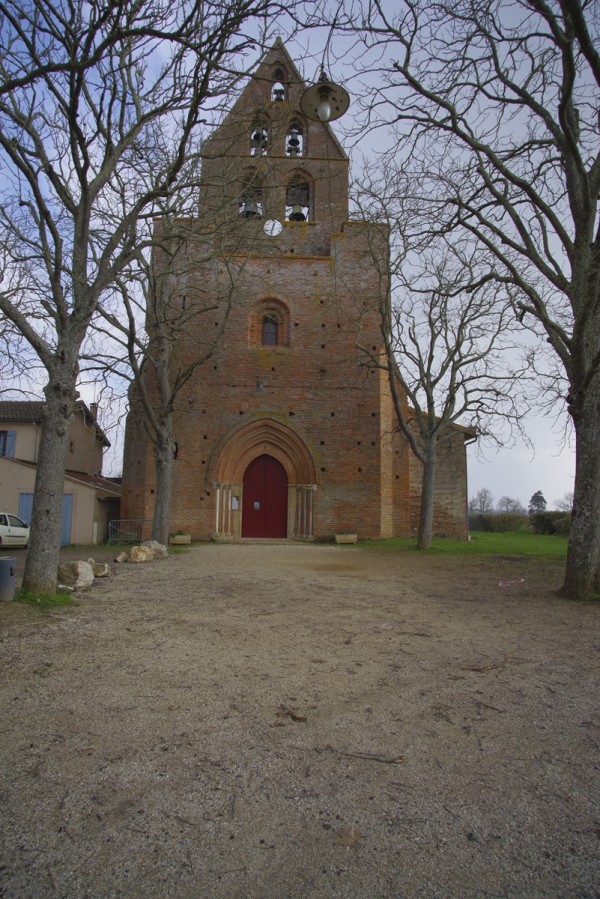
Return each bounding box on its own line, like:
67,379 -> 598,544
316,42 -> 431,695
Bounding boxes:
121,41 -> 472,541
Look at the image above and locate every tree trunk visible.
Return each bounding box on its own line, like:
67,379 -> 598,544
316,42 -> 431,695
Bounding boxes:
22,380 -> 78,595
561,385 -> 600,599
417,448 -> 437,550
152,426 -> 175,545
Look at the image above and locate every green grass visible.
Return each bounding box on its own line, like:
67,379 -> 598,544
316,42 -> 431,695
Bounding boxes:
61,543 -> 133,553
358,530 -> 568,560
14,588 -> 76,608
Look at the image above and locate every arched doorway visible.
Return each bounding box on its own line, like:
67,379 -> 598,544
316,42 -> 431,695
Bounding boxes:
209,419 -> 317,539
242,454 -> 288,538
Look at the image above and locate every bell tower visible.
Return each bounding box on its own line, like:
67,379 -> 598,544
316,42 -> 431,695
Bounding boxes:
122,39 -> 403,541
124,40 -> 469,543
199,38 -> 350,258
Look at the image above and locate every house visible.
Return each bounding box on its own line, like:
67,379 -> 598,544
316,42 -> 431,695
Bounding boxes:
0,400 -> 121,544
121,40 -> 472,541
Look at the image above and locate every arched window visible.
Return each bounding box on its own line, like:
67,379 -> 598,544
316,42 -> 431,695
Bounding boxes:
285,175 -> 310,222
286,120 -> 304,157
262,316 -> 279,346
250,118 -> 268,156
239,171 -> 263,219
250,299 -> 290,348
271,66 -> 287,102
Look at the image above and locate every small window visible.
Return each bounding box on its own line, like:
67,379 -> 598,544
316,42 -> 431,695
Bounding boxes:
251,299 -> 290,348
286,175 -> 310,222
262,317 -> 279,345
286,121 -> 304,157
0,430 -> 16,457
8,514 -> 26,527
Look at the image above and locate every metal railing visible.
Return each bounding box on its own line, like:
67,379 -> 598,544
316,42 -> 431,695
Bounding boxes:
107,519 -> 152,545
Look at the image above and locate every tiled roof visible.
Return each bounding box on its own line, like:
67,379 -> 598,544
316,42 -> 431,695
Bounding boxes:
0,401 -> 46,421
64,469 -> 122,497
0,400 -> 110,446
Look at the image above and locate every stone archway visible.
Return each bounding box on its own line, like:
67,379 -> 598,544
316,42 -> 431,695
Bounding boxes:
209,418 -> 317,539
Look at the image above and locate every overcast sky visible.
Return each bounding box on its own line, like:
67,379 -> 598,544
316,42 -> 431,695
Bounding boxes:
468,414 -> 574,510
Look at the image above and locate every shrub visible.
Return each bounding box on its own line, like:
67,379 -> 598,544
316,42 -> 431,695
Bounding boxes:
530,511 -> 571,536
468,513 -> 486,531
552,515 -> 571,536
530,511 -> 555,534
475,512 -> 529,532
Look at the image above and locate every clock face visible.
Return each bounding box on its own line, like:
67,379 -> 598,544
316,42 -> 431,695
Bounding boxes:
264,219 -> 283,237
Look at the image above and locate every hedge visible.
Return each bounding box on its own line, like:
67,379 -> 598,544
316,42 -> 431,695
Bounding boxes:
530,511 -> 571,536
469,512 -> 530,533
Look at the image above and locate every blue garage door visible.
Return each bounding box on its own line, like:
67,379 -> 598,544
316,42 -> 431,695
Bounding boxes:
61,495 -> 73,545
19,492 -> 73,545
18,492 -> 34,524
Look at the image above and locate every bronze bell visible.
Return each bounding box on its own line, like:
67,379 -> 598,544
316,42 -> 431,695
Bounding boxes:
289,204 -> 306,222
241,200 -> 261,218
287,135 -> 300,156
251,130 -> 267,154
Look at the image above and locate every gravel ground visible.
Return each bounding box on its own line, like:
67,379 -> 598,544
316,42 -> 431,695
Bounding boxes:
0,542 -> 598,898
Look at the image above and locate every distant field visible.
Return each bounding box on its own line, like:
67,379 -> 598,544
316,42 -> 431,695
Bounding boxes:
359,531 -> 569,559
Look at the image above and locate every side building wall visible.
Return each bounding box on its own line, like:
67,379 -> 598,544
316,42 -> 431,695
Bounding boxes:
120,396 -> 156,524
0,457 -> 118,544
406,429 -> 471,539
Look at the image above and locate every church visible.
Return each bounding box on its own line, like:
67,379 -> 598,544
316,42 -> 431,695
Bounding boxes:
121,40 -> 472,541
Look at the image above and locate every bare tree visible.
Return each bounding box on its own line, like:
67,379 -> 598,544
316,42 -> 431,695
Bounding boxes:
0,243 -> 45,395
554,491 -> 574,512
324,0 -> 599,595
351,178 -> 528,549
0,0 -> 287,594
0,311 -> 39,398
85,212 -> 248,545
497,496 -> 526,514
383,272 -> 526,549
0,1 -> 222,98
469,488 -> 495,513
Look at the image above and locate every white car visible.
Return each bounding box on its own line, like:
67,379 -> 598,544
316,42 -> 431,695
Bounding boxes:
0,513 -> 30,547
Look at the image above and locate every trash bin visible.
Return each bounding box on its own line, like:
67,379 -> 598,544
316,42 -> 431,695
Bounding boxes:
0,557 -> 16,602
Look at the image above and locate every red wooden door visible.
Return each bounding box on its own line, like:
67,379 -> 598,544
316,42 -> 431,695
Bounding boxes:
242,454 -> 288,538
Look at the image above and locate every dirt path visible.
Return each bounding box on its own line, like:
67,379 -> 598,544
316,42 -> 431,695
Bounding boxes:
0,543 -> 598,898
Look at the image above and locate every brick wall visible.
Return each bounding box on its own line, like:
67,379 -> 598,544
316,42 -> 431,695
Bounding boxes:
407,429 -> 470,540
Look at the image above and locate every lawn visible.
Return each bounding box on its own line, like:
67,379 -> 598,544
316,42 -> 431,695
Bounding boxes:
359,530 -> 568,559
